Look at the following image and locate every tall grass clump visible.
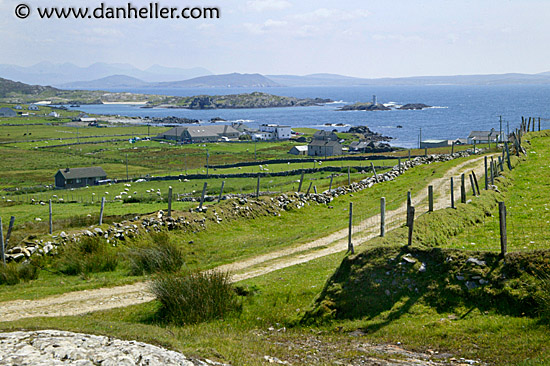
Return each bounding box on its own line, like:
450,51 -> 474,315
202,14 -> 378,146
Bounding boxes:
536,273 -> 550,323
150,270 -> 241,325
0,262 -> 38,285
125,232 -> 184,275
57,236 -> 118,275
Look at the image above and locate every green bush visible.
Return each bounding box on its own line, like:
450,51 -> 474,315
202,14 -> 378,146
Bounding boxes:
0,262 -> 38,285
150,270 -> 242,325
57,236 -> 118,275
536,273 -> 550,322
125,232 -> 184,275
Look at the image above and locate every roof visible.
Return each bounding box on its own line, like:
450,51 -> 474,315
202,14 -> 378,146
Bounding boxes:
422,139 -> 448,144
309,140 -> 341,147
158,125 -> 240,139
56,167 -> 107,179
158,127 -> 188,138
186,125 -> 239,138
0,107 -> 16,116
290,145 -> 308,152
468,129 -> 499,139
313,130 -> 339,141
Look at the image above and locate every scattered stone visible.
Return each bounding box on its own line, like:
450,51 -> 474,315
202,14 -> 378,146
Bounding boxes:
466,258 -> 486,266
0,330 -> 227,366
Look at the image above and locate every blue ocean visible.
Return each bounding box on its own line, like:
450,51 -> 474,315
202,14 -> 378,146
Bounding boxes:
67,85 -> 550,148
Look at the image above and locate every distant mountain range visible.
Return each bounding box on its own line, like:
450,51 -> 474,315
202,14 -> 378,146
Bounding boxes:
2,62 -> 550,89
0,62 -> 212,86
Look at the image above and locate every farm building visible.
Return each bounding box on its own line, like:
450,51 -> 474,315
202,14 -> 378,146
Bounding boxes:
313,130 -> 339,141
0,107 -> 17,117
288,145 -> 308,155
468,129 -> 500,144
155,125 -> 241,143
28,104 -> 39,111
55,167 -> 107,189
259,124 -> 292,140
308,140 -> 343,157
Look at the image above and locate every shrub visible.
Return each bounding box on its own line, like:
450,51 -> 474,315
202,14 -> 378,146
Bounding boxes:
0,262 -> 38,285
536,272 -> 550,322
0,263 -> 21,285
57,236 -> 118,275
150,270 -> 241,325
125,232 -> 184,275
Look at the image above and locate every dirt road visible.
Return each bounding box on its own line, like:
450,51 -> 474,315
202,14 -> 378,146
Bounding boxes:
0,155 -> 493,322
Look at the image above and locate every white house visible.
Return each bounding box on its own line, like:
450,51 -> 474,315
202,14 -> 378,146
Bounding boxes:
259,124 -> 291,140
48,111 -> 60,118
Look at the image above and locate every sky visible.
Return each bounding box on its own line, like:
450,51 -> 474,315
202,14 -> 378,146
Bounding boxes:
1,0 -> 550,78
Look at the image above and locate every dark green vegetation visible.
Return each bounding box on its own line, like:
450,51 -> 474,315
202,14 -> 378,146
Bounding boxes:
56,236 -> 119,276
0,262 -> 38,285
150,271 -> 241,325
125,232 -> 184,275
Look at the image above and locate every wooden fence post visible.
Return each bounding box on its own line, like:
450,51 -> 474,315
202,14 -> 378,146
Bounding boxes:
398,157 -> 402,174
167,187 -> 173,217
5,216 -> 15,247
199,182 -> 207,210
490,160 -> 495,185
498,156 -> 503,172
49,199 -> 53,234
348,166 -> 351,185
99,197 -> 105,225
428,185 -> 434,212
499,202 -> 507,257
380,197 -> 386,237
407,206 -> 415,246
256,175 -> 261,198
406,191 -> 412,226
451,177 -> 455,209
348,202 -> 354,254
484,156 -> 489,190
461,174 -> 466,203
0,217 -> 5,265
306,182 -> 312,195
298,171 -> 304,192
505,143 -> 512,170
424,147 -> 428,157
539,117 -> 541,132
329,174 -> 334,191
451,141 -> 455,155
469,174 -> 476,196
218,181 -> 225,203
471,171 -> 480,196
370,162 -> 379,183
314,186 -> 318,194
408,149 -> 411,161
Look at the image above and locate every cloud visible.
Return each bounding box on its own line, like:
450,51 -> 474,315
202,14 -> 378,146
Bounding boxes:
243,19 -> 288,35
246,0 -> 292,12
291,8 -> 369,22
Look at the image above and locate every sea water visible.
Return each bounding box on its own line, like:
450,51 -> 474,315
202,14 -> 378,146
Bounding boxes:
65,85 -> 550,148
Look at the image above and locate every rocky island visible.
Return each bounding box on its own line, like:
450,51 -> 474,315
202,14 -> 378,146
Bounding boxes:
339,102 -> 432,111
144,92 -> 332,110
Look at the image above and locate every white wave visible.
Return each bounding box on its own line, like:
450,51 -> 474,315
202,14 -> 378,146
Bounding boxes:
231,119 -> 255,123
383,102 -> 403,108
428,106 -> 448,109
326,100 -> 346,104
